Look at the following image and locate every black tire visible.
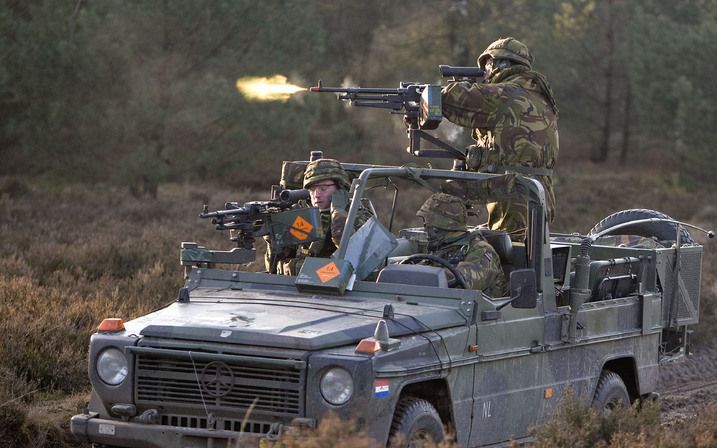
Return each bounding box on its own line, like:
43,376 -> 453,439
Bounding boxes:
592,370 -> 630,414
388,397 -> 445,448
588,208 -> 694,244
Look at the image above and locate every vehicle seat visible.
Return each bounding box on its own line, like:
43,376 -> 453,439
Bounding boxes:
376,264 -> 449,288
478,229 -> 514,276
588,257 -> 641,302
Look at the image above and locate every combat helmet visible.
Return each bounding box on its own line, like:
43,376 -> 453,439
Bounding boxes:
303,158 -> 351,190
478,37 -> 534,69
417,193 -> 467,231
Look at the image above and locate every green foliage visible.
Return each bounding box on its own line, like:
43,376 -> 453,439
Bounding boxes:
1,1 -> 717,183
548,0 -> 717,171
628,1 -> 717,182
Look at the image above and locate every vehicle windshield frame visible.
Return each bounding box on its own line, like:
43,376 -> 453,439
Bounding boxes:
336,166 -> 547,272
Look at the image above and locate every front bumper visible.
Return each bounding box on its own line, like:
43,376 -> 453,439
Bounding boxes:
70,413 -> 286,448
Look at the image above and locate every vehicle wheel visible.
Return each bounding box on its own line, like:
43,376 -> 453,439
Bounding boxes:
388,397 -> 445,448
588,209 -> 694,244
592,370 -> 630,414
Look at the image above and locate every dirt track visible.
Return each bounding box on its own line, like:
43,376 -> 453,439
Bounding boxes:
658,345 -> 717,426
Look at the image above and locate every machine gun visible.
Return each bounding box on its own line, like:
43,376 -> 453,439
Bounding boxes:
199,188 -> 322,256
309,65 -> 485,162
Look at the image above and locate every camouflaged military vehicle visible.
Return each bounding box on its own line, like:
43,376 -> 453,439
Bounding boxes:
70,156 -> 712,448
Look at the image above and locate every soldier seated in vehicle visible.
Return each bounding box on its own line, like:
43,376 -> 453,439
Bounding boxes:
416,193 -> 506,296
271,158 -> 371,276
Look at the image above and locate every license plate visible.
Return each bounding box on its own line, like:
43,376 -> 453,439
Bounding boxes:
98,423 -> 116,435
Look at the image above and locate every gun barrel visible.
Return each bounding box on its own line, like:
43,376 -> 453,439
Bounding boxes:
199,206 -> 249,219
439,65 -> 485,78
310,84 -> 402,95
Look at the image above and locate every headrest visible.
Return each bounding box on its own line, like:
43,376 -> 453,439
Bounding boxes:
478,230 -> 513,265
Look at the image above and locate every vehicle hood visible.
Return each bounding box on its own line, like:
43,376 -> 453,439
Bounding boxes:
127,286 -> 467,350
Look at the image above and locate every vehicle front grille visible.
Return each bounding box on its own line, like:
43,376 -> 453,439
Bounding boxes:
160,414 -> 273,434
134,348 -> 305,418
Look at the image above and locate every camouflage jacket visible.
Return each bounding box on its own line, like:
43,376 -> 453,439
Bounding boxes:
431,231 -> 507,297
442,68 -> 559,240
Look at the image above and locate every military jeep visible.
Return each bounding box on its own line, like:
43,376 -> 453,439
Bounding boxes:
71,161 -> 709,447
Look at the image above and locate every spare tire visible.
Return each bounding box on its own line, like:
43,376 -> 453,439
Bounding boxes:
589,209 -> 694,244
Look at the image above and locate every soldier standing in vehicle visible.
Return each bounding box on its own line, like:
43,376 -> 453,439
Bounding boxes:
441,37 -> 559,241
417,193 -> 506,296
273,158 -> 370,275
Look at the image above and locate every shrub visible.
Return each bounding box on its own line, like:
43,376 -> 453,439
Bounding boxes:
531,391 -> 660,448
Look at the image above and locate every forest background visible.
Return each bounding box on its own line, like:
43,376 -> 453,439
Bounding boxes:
2,0 -> 717,447
3,0 -> 717,188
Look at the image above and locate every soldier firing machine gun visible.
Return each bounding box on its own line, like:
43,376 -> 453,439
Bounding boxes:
309,65 -> 483,164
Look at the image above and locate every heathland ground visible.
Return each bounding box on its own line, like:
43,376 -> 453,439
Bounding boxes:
1,156 -> 716,447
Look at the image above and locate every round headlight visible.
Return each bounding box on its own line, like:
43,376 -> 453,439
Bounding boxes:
96,348 -> 128,385
320,367 -> 354,405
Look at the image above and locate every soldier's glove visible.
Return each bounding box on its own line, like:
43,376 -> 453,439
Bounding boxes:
465,145 -> 483,171
330,189 -> 351,244
330,189 -> 350,213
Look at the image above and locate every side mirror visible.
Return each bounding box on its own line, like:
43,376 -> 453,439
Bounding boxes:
482,269 -> 538,320
501,269 -> 538,310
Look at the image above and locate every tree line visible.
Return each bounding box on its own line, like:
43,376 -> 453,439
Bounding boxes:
1,0 -> 715,193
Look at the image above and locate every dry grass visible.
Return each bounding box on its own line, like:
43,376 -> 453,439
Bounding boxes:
531,392 -> 717,448
530,391 -> 661,448
0,167 -> 715,447
0,181 -> 253,447
0,182 -> 238,395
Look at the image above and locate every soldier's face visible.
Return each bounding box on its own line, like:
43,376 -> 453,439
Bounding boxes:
423,224 -> 446,250
308,180 -> 337,210
483,58 -> 494,81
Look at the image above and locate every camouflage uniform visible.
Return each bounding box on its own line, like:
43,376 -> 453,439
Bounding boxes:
442,37 -> 559,241
417,193 -> 506,296
273,159 -> 371,276
263,161 -> 307,273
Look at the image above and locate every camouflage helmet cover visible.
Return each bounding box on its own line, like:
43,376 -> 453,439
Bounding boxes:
417,193 -> 467,231
478,37 -> 534,69
303,158 -> 351,190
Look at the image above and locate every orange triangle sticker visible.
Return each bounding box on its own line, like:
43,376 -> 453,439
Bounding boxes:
316,262 -> 341,283
290,228 -> 309,240
293,216 -> 314,232
290,216 -> 314,241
